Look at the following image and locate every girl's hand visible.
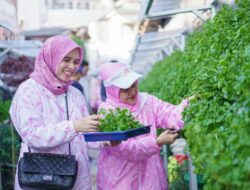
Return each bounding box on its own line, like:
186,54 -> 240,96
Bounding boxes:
110,140 -> 121,147
103,140 -> 121,147
156,130 -> 178,146
73,115 -> 100,132
187,94 -> 196,102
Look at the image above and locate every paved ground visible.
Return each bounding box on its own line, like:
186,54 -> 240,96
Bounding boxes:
89,149 -> 99,190
91,162 -> 98,190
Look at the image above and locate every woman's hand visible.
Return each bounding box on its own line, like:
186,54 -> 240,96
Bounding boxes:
73,115 -> 100,132
156,130 -> 178,146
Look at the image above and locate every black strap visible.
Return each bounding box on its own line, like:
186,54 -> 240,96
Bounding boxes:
28,92 -> 71,155
65,92 -> 71,155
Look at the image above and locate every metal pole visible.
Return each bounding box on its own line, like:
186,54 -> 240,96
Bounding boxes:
187,151 -> 198,190
0,48 -> 11,59
0,163 -> 2,190
147,5 -> 213,19
145,0 -> 154,16
162,145 -> 168,173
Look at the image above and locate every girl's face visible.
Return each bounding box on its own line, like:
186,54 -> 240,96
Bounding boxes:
56,49 -> 80,82
119,82 -> 138,105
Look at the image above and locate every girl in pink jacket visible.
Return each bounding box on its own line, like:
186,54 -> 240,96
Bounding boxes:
97,61 -> 189,190
9,35 -> 101,190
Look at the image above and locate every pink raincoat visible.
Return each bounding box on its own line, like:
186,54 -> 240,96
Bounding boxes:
97,62 -> 188,190
9,35 -> 93,190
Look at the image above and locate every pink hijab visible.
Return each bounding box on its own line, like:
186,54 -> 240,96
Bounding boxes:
99,62 -> 142,113
30,35 -> 83,95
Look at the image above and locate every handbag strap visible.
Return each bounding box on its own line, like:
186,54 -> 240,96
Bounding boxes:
28,92 -> 72,155
65,92 -> 72,155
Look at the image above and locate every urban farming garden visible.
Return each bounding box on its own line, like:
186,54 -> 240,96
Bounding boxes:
0,0 -> 250,189
140,0 -> 250,189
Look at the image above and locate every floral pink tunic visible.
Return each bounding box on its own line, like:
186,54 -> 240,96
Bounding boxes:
10,78 -> 92,190
97,92 -> 188,190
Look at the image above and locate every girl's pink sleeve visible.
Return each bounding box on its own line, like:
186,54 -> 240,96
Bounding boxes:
104,136 -> 161,162
151,96 -> 189,130
9,85 -> 78,151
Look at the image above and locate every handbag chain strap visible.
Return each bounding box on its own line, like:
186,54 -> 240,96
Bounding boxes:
27,92 -> 72,155
65,92 -> 72,155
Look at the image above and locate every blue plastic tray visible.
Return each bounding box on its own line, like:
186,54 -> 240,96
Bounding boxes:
83,125 -> 151,142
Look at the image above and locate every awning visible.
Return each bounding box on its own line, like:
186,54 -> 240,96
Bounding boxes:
21,27 -> 70,38
130,0 -> 217,75
130,29 -> 184,74
0,40 -> 42,59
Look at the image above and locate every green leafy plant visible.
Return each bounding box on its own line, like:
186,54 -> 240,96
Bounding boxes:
0,97 -> 20,189
0,98 -> 11,123
98,108 -> 141,132
168,156 -> 188,190
140,0 -> 250,189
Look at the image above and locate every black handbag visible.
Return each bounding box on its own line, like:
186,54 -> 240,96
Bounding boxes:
18,93 -> 78,190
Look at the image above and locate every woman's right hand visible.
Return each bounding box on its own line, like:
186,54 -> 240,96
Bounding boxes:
73,115 -> 100,132
156,130 -> 178,146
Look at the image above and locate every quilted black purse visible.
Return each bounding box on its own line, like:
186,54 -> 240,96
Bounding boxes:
18,93 -> 78,189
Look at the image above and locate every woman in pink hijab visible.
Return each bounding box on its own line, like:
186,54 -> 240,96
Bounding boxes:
9,35 -> 100,190
97,61 -> 189,190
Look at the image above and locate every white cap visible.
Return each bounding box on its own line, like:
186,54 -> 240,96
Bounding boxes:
103,66 -> 142,89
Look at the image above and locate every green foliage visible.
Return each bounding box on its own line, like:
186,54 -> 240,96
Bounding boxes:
140,0 -> 250,189
140,51 -> 188,104
0,123 -> 20,190
0,123 -> 20,164
98,108 -> 141,132
0,98 -> 11,122
0,98 -> 20,189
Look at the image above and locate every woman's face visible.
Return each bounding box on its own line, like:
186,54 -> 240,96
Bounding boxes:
119,82 -> 138,105
56,49 -> 80,82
